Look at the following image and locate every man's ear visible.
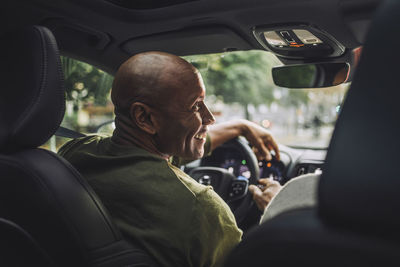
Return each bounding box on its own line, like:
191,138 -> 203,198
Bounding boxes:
129,102 -> 157,135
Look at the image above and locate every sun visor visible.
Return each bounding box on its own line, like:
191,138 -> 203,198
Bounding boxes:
121,26 -> 253,56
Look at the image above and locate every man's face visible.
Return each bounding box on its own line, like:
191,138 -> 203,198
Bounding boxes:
153,72 -> 215,159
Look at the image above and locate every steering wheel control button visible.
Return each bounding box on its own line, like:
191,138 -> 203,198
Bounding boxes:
228,180 -> 249,201
199,175 -> 212,185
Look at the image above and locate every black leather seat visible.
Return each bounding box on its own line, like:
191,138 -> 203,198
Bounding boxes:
0,217 -> 54,266
224,0 -> 400,266
0,26 -> 156,266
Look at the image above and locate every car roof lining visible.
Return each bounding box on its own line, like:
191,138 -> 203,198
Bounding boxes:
105,0 -> 200,10
121,25 -> 254,57
2,0 -> 382,73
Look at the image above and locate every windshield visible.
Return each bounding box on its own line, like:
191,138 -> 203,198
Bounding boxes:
44,50 -> 349,151
184,51 -> 349,148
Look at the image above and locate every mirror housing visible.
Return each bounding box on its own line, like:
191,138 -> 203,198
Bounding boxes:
272,62 -> 349,88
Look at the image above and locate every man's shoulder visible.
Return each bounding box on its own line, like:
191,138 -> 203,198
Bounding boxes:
58,135 -> 166,162
166,163 -> 234,216
166,162 -> 210,197
58,135 -> 106,156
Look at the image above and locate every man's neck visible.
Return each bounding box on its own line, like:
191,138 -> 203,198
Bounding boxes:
111,118 -> 170,160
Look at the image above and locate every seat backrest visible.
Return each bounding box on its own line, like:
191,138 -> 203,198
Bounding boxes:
0,217 -> 54,266
0,26 -> 156,267
317,0 -> 400,240
224,0 -> 400,266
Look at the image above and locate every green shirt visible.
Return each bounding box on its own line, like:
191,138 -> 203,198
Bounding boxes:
58,135 -> 242,267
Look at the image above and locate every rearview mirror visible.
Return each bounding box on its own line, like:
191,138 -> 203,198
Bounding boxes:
272,62 -> 349,88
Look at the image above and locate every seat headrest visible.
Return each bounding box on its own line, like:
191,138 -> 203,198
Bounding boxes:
0,26 -> 65,153
318,0 -> 400,240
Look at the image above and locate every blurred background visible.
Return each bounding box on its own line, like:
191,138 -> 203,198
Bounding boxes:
43,50 -> 349,151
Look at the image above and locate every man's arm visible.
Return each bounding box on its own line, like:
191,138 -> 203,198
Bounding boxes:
208,119 -> 280,161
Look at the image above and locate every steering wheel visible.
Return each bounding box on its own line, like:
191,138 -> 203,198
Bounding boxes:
188,137 -> 260,226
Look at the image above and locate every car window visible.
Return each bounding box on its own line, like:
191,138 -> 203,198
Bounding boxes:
184,51 -> 350,149
41,51 -> 349,152
41,56 -> 114,151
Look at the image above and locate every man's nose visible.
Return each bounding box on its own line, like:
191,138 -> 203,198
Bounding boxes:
202,103 -> 216,125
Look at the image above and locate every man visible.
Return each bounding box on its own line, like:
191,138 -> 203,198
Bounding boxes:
59,51 -> 281,267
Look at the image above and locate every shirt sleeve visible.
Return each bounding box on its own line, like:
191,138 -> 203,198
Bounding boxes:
187,188 -> 242,267
170,133 -> 212,167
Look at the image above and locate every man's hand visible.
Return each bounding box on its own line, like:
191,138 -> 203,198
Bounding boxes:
208,119 -> 280,161
241,120 -> 280,161
249,178 -> 282,211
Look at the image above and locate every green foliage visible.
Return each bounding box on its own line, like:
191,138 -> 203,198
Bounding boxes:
202,51 -> 277,107
185,51 -> 312,119
60,57 -> 114,131
186,51 -> 281,119
61,56 -> 113,107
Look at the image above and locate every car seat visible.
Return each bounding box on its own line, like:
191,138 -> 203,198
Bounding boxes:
0,25 -> 157,267
224,0 -> 400,266
0,217 -> 54,266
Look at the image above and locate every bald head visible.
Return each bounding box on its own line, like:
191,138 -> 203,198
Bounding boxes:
111,51 -> 215,158
112,51 -> 199,114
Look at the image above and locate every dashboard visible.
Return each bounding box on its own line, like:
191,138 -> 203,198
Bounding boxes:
201,148 -> 287,183
183,138 -> 326,231
184,139 -> 326,185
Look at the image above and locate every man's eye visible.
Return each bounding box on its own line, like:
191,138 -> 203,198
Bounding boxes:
192,102 -> 201,112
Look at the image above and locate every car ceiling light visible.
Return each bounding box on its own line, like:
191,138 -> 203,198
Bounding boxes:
293,29 -> 323,44
264,29 -> 323,47
264,31 -> 287,46
254,26 -> 345,58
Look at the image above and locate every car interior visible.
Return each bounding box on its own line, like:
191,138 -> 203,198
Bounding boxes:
2,0 -> 399,266
0,25 -> 157,266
